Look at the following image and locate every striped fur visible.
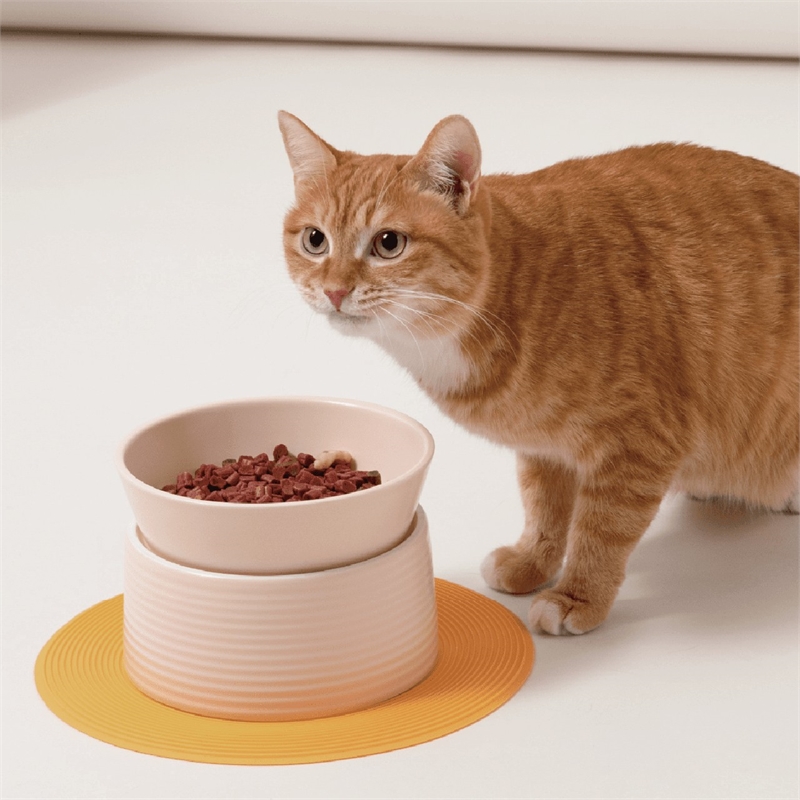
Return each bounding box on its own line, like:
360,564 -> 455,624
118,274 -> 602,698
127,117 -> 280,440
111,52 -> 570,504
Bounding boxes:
280,112 -> 799,634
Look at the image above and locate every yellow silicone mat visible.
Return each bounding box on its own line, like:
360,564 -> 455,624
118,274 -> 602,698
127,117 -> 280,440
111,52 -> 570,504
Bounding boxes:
35,578 -> 533,765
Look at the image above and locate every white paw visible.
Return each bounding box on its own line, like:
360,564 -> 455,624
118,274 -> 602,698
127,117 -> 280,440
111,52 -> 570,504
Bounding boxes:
785,492 -> 799,515
480,551 -> 503,592
528,595 -> 584,636
528,589 -> 608,635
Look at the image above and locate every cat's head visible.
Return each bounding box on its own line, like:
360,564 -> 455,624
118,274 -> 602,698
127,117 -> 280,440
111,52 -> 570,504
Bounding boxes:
278,112 -> 491,350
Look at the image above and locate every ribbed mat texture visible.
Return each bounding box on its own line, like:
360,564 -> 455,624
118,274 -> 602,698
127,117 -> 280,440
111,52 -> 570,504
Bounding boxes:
35,579 -> 534,764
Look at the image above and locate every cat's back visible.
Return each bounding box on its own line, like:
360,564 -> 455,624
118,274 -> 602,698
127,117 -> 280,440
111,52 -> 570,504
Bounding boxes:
477,143 -> 797,510
486,142 -> 798,232
483,143 -> 798,308
495,142 -> 797,191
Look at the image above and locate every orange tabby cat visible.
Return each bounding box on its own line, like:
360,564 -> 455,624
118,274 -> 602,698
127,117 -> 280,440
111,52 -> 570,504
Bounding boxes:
279,111 -> 799,635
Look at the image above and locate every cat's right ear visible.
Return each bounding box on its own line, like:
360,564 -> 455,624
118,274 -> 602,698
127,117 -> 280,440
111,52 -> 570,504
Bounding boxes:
405,115 -> 482,216
278,111 -> 338,191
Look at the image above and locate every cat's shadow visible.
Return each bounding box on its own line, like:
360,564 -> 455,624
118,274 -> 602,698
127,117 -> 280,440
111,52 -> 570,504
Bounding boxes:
443,494 -> 798,689
610,494 -> 798,639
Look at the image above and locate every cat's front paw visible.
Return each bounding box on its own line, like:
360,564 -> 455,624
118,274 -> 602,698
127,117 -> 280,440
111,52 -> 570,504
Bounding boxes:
481,546 -> 553,595
528,589 -> 609,635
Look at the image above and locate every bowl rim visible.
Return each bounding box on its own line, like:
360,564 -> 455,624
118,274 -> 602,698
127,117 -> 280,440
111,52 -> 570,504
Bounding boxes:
115,395 -> 435,510
126,505 -> 429,581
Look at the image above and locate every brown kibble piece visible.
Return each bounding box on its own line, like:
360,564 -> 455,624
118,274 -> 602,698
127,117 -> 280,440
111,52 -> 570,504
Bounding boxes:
162,447 -> 380,503
297,453 -> 315,468
324,471 -> 338,488
208,473 -> 226,489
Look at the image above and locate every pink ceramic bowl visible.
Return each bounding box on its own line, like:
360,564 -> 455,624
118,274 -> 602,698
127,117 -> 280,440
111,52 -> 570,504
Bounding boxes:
123,508 -> 438,721
116,397 -> 434,574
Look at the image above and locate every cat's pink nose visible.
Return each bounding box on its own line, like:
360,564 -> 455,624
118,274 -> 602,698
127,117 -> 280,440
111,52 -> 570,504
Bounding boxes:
324,287 -> 352,311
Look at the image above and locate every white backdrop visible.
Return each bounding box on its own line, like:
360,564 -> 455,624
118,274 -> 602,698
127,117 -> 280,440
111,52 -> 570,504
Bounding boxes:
2,23 -> 799,800
2,0 -> 798,58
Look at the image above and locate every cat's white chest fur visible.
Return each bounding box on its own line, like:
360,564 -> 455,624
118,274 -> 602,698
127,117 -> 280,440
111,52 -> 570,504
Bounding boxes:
368,322 -> 472,395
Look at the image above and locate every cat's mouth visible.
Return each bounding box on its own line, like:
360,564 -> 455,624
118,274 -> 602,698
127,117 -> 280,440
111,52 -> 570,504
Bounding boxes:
326,308 -> 373,330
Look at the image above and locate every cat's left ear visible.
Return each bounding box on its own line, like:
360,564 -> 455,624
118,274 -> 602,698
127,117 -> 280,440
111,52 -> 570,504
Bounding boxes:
405,115 -> 482,215
278,111 -> 338,191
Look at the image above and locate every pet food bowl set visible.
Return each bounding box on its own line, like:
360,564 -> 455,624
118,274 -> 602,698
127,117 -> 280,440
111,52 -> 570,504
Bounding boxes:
116,397 -> 438,721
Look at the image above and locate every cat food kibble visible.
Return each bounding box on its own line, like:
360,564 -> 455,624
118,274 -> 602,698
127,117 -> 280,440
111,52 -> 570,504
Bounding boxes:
313,449 -> 360,471
161,445 -> 381,503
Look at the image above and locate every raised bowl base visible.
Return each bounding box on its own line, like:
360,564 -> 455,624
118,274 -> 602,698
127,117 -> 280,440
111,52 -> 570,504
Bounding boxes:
123,506 -> 438,721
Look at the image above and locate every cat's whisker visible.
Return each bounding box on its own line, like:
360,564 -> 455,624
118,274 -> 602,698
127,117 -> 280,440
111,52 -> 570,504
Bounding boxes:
381,305 -> 426,371
390,287 -> 517,343
374,307 -> 391,348
381,297 -> 455,336
388,288 -> 518,348
381,299 -> 441,339
383,297 -> 494,355
398,288 -> 510,331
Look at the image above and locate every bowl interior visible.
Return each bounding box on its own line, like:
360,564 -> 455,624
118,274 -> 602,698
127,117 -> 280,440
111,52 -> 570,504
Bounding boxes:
122,397 -> 433,493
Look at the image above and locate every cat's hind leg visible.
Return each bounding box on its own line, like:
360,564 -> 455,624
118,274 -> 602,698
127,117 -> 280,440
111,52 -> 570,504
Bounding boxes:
481,455 -> 577,594
529,447 -> 675,635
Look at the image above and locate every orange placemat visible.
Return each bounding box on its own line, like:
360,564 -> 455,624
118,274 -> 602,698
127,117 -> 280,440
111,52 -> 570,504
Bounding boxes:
35,578 -> 533,764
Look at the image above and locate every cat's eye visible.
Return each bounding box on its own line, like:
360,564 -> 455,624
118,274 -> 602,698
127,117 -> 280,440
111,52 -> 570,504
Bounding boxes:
301,227 -> 329,256
372,230 -> 407,260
